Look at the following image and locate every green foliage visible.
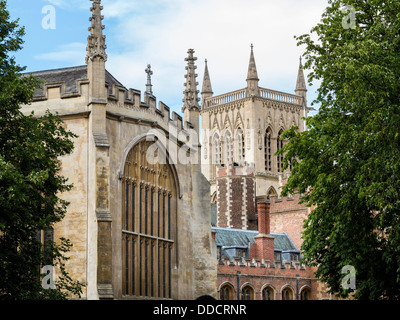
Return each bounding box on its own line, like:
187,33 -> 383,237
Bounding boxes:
0,0 -> 84,299
279,0 -> 400,299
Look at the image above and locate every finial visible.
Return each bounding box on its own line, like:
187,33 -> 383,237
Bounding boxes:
86,0 -> 107,64
145,64 -> 153,95
299,56 -> 303,68
251,43 -> 254,50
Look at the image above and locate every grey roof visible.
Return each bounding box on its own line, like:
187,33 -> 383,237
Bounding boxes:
25,65 -> 127,97
212,226 -> 299,252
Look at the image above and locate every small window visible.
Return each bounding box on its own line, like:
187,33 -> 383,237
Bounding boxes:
262,286 -> 274,300
301,288 -> 311,300
241,285 -> 254,300
274,251 -> 281,262
220,284 -> 234,300
282,287 -> 294,300
290,253 -> 300,261
236,248 -> 247,258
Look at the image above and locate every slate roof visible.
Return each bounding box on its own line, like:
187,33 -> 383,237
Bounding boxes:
25,65 -> 127,97
212,226 -> 299,252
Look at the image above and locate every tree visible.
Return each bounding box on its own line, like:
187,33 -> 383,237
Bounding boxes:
0,0 -> 84,299
279,0 -> 400,299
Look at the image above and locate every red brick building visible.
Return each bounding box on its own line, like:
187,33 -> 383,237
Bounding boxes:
212,163 -> 333,300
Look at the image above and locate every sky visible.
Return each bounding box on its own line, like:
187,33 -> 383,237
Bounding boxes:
7,0 -> 328,115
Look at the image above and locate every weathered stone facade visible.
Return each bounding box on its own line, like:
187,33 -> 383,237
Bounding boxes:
21,0 -> 217,300
200,45 -> 309,200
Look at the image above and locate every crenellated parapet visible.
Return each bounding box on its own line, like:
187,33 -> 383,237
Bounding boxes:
218,256 -> 308,273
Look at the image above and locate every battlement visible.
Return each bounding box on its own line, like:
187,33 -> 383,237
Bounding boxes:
218,256 -> 308,273
28,66 -> 197,133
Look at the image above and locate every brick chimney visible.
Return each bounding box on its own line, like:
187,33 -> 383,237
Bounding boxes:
251,198 -> 275,261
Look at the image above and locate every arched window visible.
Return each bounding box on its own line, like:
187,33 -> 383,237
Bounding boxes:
264,127 -> 272,171
301,287 -> 311,300
281,286 -> 294,300
122,139 -> 177,298
213,134 -> 221,166
262,286 -> 275,300
219,283 -> 234,300
277,129 -> 284,173
236,128 -> 245,162
267,187 -> 277,199
225,131 -> 233,164
241,285 -> 254,300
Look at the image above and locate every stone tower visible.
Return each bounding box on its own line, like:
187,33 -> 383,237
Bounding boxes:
200,45 -> 309,214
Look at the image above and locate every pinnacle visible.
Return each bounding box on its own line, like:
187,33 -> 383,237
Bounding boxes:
247,43 -> 259,82
201,59 -> 213,95
86,0 -> 107,63
295,57 -> 307,92
182,49 -> 201,110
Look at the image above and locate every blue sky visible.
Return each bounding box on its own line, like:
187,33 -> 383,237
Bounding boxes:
7,0 -> 328,114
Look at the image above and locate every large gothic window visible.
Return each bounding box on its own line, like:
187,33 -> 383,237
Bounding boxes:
277,129 -> 284,173
122,139 -> 177,298
225,131 -> 233,164
236,128 -> 245,162
213,134 -> 221,166
264,127 -> 272,171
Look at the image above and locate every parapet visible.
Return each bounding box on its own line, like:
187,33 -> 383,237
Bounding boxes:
27,65 -> 198,133
218,256 -> 307,272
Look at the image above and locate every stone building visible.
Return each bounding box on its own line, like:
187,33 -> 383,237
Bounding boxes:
22,0 -> 217,300
201,47 -> 333,300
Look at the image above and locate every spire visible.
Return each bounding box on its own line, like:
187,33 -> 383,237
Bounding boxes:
295,56 -> 307,105
201,59 -> 213,99
86,0 -> 107,64
145,64 -> 153,95
246,44 -> 260,96
295,56 -> 307,92
246,44 -> 259,82
182,49 -> 201,111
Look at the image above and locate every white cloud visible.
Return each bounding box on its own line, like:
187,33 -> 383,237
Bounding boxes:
99,0 -> 328,112
44,0 -> 88,10
34,42 -> 86,65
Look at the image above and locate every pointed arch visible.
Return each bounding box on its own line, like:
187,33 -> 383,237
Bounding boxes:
280,284 -> 295,300
234,111 -> 244,129
121,137 -> 178,298
267,186 -> 277,198
219,282 -> 235,300
240,282 -> 255,300
235,127 -> 245,163
264,126 -> 273,172
277,128 -> 284,173
223,113 -> 231,129
224,129 -> 233,164
261,284 -> 276,300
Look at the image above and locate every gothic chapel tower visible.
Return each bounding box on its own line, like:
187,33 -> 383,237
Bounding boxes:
201,45 -> 309,229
